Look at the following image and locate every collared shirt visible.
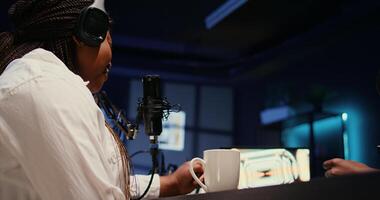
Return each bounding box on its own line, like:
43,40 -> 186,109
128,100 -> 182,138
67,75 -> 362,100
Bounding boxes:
0,48 -> 159,200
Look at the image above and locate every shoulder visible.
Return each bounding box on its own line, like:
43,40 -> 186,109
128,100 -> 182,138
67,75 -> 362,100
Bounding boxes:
0,49 -> 53,97
0,48 -> 88,102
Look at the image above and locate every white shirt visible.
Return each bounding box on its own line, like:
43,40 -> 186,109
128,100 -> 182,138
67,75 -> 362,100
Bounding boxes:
0,48 -> 160,200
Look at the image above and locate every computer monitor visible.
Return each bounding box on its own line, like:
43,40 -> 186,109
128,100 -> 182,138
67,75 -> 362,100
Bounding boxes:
234,148 -> 310,189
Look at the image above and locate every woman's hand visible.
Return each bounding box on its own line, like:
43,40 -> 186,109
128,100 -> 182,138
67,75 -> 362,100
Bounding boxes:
159,161 -> 204,197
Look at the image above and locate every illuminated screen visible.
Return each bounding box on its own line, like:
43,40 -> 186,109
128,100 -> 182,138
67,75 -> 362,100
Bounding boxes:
159,111 -> 186,151
236,148 -> 310,189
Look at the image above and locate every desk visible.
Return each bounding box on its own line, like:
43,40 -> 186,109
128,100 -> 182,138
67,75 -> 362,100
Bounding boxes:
157,172 -> 380,200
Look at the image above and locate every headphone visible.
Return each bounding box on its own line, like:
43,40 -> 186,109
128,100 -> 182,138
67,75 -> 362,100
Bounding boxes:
75,6 -> 109,47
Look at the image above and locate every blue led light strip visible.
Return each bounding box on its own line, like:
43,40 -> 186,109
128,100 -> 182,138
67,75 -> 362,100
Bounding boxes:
205,0 -> 248,29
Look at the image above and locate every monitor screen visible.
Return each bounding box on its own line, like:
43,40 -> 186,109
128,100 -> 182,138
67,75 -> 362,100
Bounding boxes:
235,148 -> 310,189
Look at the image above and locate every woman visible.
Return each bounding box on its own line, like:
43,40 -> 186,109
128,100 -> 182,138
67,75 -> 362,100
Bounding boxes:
0,0 -> 201,199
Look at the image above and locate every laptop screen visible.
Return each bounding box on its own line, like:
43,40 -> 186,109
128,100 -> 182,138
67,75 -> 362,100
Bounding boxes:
235,148 -> 310,189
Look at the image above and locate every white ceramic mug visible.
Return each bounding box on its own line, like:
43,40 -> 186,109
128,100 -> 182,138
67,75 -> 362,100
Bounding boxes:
189,149 -> 240,192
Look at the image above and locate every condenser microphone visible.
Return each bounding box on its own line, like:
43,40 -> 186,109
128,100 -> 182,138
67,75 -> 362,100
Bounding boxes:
142,75 -> 163,138
133,75 -> 166,200
133,75 -> 182,200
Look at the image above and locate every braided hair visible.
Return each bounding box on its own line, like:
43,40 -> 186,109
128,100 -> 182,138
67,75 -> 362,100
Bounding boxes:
0,0 -> 93,74
0,0 -> 132,198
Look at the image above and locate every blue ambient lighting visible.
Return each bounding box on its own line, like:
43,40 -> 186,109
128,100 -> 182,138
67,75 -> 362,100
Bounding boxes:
205,0 -> 248,29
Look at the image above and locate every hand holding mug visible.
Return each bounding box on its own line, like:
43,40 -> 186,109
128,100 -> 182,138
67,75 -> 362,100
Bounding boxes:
189,149 -> 240,192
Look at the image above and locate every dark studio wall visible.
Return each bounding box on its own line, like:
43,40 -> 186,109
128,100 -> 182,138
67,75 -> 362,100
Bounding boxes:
234,0 -> 380,173
103,0 -> 380,175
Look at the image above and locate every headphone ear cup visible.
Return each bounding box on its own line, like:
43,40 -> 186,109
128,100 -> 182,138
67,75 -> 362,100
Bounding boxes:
75,7 -> 109,47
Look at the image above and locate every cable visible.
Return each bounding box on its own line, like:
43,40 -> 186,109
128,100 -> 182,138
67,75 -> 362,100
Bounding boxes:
132,145 -> 159,200
133,169 -> 155,200
130,149 -> 156,199
130,150 -> 149,158
95,91 -> 156,199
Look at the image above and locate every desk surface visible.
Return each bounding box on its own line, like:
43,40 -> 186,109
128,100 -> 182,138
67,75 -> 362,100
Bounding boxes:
157,172 -> 380,200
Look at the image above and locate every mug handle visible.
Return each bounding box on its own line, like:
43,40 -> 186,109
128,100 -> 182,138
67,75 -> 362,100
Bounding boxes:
189,157 -> 207,192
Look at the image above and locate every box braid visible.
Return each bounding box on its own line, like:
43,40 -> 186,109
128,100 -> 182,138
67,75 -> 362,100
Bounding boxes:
0,0 -> 92,74
0,0 -> 132,198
